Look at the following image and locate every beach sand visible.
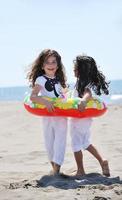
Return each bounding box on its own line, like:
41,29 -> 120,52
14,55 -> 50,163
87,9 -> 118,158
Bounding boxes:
0,102 -> 122,200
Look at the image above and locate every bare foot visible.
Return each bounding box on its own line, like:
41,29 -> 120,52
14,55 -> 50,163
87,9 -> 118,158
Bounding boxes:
76,171 -> 86,176
70,170 -> 85,177
101,160 -> 110,177
49,170 -> 60,176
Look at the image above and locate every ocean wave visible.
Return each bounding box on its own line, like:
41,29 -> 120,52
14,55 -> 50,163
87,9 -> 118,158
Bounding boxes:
110,94 -> 122,100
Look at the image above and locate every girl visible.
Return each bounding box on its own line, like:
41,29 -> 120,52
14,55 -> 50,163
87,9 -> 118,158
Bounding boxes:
27,49 -> 67,175
69,55 -> 110,177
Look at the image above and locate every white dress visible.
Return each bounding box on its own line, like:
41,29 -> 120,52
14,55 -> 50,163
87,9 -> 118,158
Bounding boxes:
69,89 -> 92,152
35,75 -> 67,165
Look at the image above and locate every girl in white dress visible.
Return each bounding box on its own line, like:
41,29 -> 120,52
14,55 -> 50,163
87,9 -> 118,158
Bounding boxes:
69,55 -> 110,177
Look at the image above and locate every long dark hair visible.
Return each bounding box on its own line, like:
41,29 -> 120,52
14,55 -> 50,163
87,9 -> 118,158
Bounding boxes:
27,49 -> 67,88
74,55 -> 109,97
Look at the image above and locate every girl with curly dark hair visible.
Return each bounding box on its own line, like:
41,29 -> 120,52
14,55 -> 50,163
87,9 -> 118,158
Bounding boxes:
69,55 -> 110,177
27,49 -> 67,175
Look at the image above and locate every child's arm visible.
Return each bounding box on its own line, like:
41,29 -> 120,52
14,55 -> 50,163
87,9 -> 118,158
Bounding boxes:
30,84 -> 55,112
78,88 -> 92,111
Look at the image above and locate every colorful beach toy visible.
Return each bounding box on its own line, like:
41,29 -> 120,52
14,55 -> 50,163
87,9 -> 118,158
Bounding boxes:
24,95 -> 107,118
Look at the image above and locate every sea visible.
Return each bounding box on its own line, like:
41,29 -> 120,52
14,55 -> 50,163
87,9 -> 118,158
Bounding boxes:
0,80 -> 122,105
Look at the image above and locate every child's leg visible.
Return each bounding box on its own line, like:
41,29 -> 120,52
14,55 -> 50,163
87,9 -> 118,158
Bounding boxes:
74,150 -> 85,176
86,144 -> 110,176
70,118 -> 92,176
52,117 -> 67,174
42,117 -> 55,171
53,163 -> 60,174
86,144 -> 104,165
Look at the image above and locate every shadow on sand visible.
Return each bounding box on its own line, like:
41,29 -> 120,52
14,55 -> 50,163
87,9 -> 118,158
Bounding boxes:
36,173 -> 122,189
6,173 -> 122,190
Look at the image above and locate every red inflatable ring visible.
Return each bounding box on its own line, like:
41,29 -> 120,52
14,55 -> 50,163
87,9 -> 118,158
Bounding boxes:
24,95 -> 107,118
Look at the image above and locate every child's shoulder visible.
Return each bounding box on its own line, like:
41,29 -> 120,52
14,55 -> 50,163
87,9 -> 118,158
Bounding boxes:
35,75 -> 46,85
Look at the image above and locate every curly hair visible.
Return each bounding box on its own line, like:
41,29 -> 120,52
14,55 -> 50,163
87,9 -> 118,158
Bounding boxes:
74,55 -> 110,97
27,49 -> 67,88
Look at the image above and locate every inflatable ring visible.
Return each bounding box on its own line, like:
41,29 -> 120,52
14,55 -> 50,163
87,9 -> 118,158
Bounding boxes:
24,95 -> 107,118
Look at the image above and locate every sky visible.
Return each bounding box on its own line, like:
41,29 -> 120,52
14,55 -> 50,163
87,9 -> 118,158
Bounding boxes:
0,0 -> 122,87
